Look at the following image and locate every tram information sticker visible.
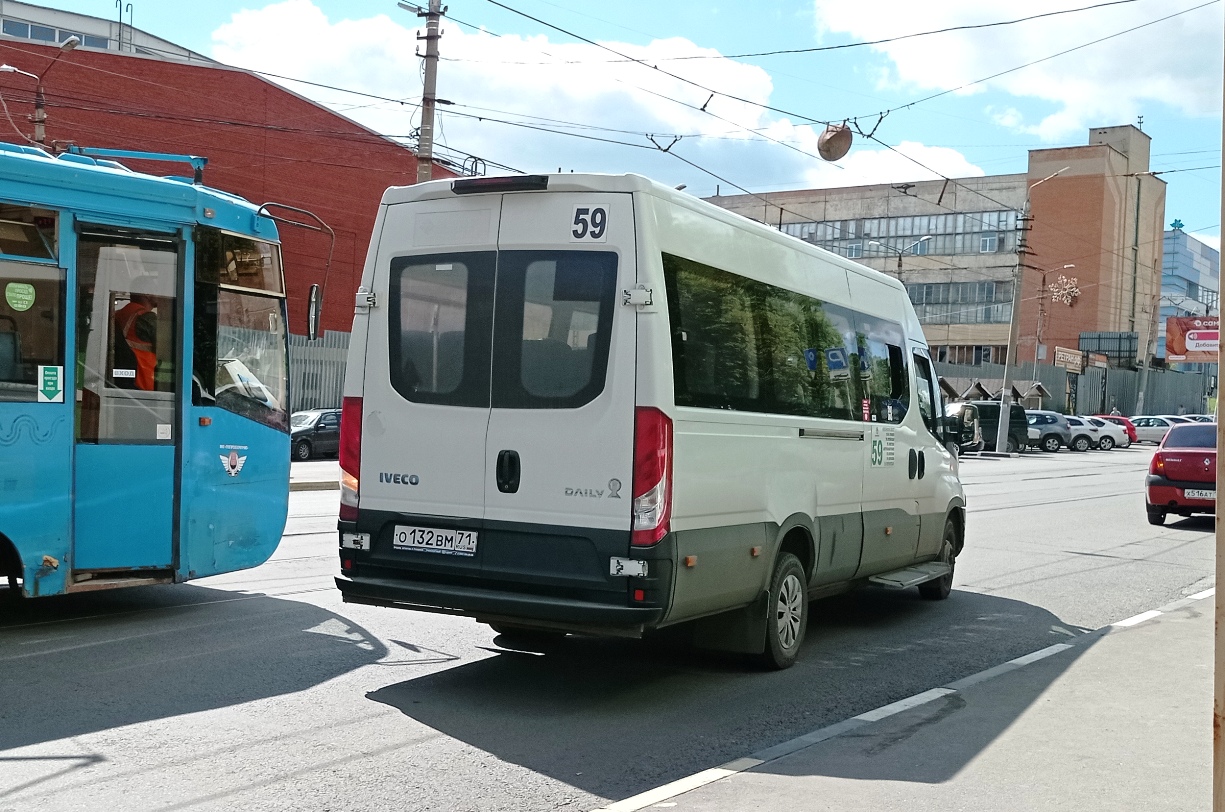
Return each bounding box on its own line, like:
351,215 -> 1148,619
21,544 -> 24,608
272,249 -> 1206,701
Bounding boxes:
37,365 -> 63,403
5,282 -> 34,312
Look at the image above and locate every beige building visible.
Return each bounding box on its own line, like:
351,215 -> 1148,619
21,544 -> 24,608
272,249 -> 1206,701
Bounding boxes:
706,125 -> 1166,369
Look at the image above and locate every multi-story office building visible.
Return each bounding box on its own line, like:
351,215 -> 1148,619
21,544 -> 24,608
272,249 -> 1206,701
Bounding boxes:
707,126 -> 1167,369
1158,226 -> 1219,371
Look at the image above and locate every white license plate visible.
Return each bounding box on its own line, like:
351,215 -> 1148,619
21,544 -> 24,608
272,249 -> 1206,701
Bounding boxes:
1185,489 -> 1216,500
392,525 -> 478,556
609,557 -> 648,577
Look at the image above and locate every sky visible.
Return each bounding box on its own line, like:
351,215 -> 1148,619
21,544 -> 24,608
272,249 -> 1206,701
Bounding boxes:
42,0 -> 1225,248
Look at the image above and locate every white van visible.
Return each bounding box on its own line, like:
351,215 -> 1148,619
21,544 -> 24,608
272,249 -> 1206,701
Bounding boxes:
334,174 -> 966,669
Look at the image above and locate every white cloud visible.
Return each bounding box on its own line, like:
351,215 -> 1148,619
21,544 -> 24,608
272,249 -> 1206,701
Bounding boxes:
211,0 -> 984,193
813,0 -> 1223,141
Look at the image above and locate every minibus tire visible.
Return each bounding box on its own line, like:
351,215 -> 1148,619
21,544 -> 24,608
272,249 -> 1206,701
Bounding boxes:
759,552 -> 807,670
918,519 -> 958,601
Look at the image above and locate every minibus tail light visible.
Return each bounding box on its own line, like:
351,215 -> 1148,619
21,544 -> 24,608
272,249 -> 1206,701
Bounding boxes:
632,407 -> 672,546
340,397 -> 362,521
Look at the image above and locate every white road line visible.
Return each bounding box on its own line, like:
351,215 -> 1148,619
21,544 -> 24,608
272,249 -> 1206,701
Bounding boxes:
1112,609 -> 1163,628
587,587 -> 1218,812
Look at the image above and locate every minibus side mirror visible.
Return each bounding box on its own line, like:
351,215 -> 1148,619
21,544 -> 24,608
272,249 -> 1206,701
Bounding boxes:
307,284 -> 321,341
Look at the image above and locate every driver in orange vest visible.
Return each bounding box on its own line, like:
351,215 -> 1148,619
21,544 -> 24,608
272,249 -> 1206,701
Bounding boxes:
113,292 -> 158,391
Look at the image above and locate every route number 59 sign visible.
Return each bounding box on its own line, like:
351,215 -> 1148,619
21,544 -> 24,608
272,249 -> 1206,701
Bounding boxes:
571,205 -> 609,242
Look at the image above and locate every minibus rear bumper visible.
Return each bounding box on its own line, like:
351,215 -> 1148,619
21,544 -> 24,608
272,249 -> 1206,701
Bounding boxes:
335,574 -> 665,632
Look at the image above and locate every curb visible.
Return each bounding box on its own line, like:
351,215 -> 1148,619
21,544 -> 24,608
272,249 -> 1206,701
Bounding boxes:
592,586 -> 1216,812
289,481 -> 340,492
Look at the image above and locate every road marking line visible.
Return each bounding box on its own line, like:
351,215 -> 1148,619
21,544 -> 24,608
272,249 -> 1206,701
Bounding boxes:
593,761 -> 763,812
1112,609 -> 1162,628
1008,643 -> 1074,666
588,588 -> 1218,812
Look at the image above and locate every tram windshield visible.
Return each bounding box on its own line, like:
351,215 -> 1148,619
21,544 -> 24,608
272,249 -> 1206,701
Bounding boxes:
194,228 -> 289,431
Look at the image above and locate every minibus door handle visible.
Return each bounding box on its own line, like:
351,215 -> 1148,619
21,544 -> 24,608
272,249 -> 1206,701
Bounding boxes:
917,449 -> 926,479
496,449 -> 521,494
908,448 -> 918,480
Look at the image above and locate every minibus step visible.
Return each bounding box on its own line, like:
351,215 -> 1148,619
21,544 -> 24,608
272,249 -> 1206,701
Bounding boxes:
868,562 -> 952,589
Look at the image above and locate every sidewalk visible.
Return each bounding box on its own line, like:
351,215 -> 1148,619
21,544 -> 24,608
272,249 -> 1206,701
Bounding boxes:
635,598 -> 1212,811
289,459 -> 340,491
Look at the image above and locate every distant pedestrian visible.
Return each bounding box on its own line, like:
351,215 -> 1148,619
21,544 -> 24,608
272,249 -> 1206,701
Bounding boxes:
1110,406 -> 1121,416
1177,404 -> 1187,415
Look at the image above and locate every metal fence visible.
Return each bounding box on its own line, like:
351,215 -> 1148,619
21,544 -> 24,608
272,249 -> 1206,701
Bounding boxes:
288,330 -> 350,411
936,359 -> 1209,416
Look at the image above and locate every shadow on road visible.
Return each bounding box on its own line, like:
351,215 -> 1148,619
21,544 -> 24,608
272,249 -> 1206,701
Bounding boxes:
0,585 -> 386,752
368,586 -> 1091,800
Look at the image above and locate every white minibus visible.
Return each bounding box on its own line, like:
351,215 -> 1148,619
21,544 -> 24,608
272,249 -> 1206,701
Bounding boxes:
335,173 -> 966,669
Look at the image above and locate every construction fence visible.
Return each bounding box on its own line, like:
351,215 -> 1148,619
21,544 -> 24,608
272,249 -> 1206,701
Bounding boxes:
935,359 -> 1211,416
288,330 -> 349,411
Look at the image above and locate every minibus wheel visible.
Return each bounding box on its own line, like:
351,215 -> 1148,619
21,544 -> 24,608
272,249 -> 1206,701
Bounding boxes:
759,552 -> 807,670
918,519 -> 958,601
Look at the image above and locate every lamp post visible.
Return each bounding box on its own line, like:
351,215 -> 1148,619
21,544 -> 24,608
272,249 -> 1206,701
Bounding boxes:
995,166 -> 1069,455
867,235 -> 932,279
0,35 -> 79,146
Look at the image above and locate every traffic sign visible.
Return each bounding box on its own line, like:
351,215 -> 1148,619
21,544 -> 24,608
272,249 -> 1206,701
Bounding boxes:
824,347 -> 850,380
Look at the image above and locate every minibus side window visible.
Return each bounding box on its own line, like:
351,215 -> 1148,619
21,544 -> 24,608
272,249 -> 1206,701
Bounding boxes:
855,314 -> 909,425
912,353 -> 940,438
664,252 -> 871,421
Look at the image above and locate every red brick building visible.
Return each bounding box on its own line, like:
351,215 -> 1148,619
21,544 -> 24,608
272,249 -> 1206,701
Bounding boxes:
0,36 -> 455,336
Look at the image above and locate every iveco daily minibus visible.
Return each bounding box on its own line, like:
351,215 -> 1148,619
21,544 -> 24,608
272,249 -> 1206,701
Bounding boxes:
334,173 -> 966,669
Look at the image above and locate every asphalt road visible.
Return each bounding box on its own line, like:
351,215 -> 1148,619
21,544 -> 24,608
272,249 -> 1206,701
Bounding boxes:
0,446 -> 1213,812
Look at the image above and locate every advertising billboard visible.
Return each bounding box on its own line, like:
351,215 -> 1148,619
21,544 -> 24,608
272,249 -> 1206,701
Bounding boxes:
1166,316 -> 1219,363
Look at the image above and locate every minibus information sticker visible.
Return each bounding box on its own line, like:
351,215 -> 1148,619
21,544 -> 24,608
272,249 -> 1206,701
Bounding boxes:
870,426 -> 896,467
393,525 -> 478,556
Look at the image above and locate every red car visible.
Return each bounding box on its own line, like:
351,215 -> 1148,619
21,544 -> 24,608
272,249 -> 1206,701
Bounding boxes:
1145,422 -> 1217,525
1096,414 -> 1138,446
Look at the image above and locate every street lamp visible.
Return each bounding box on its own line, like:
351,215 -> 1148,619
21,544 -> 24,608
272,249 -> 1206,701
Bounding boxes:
994,166 -> 1069,455
867,235 -> 932,278
0,35 -> 79,145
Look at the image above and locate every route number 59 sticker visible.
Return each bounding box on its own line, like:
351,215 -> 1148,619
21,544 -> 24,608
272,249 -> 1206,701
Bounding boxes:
571,205 -> 609,242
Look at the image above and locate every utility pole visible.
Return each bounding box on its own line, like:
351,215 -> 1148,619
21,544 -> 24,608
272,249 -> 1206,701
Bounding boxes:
1215,36 -> 1224,811
1132,172 -> 1155,413
995,167 -> 1067,455
413,0 -> 444,184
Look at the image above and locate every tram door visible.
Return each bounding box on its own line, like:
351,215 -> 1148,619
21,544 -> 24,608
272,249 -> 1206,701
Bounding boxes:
73,230 -> 180,571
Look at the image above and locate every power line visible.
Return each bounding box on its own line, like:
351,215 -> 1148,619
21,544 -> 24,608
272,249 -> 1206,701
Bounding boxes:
456,0 -> 1142,65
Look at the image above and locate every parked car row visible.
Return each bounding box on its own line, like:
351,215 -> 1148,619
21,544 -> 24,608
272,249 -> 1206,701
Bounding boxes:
943,402 -> 1215,454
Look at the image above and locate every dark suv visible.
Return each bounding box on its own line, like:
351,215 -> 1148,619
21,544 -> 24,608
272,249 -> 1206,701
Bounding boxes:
1026,410 -> 1073,452
967,400 -> 1028,453
290,409 -> 342,460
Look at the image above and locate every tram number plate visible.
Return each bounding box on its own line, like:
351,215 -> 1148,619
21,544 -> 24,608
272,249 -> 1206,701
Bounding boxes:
1185,489 -> 1216,500
392,525 -> 478,556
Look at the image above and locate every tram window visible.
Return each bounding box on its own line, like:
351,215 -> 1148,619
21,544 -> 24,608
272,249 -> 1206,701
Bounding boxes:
195,228 -> 284,294
0,205 -> 57,261
0,261 -> 64,402
75,235 -> 179,444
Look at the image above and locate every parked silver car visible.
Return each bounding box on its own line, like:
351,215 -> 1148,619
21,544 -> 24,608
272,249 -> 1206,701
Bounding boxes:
1130,415 -> 1182,444
1026,410 -> 1073,452
1064,416 -> 1100,452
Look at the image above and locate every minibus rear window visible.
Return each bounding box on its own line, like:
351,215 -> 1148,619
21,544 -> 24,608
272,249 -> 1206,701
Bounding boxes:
388,252 -> 495,408
387,250 -> 615,410
492,250 -> 617,409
